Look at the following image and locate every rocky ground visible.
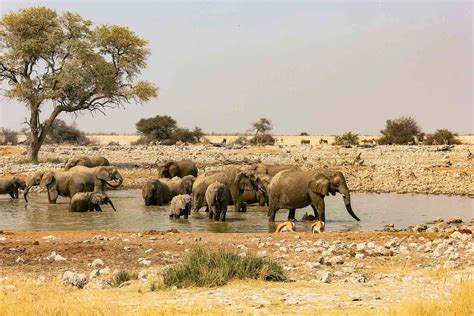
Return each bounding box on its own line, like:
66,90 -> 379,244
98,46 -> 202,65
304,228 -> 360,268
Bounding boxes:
1,143 -> 473,196
0,218 -> 473,314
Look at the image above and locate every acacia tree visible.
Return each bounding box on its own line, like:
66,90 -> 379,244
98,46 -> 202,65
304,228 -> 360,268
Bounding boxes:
250,118 -> 274,145
0,7 -> 158,162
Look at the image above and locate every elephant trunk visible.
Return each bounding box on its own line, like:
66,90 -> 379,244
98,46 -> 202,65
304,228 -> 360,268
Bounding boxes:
23,180 -> 35,202
340,187 -> 360,222
106,178 -> 123,189
107,198 -> 117,212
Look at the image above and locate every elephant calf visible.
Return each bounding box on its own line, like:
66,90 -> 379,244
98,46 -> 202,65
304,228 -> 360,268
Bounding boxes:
205,181 -> 230,221
0,177 -> 26,199
69,192 -> 117,212
169,194 -> 192,219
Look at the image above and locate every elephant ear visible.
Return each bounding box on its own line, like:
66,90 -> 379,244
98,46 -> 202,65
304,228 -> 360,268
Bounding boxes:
234,172 -> 246,189
96,169 -> 110,181
168,163 -> 178,177
309,174 -> 330,196
91,193 -> 102,205
40,172 -> 55,188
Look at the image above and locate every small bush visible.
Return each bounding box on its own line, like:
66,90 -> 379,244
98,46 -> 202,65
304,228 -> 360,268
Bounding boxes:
163,249 -> 286,288
299,132 -> 309,136
334,132 -> 359,146
379,116 -> 421,145
232,136 -> 250,145
424,129 -> 461,145
0,128 -> 18,145
113,270 -> 130,286
250,133 -> 275,146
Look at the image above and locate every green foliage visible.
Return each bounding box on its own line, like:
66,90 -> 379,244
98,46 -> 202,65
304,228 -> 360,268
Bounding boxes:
424,129 -> 461,145
299,132 -> 310,136
0,7 -> 158,161
135,115 -> 203,145
379,117 -> 421,145
46,120 -> 91,145
163,249 -> 286,288
0,128 -> 18,145
251,118 -> 273,135
334,132 -> 359,146
113,270 -> 130,287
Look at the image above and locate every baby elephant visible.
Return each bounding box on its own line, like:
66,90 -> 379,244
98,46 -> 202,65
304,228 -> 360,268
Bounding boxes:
0,177 -> 26,199
205,181 -> 230,221
69,192 -> 117,212
169,194 -> 192,219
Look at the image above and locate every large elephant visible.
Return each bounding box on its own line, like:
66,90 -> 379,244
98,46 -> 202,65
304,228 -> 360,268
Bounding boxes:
241,174 -> 271,206
192,168 -> 265,213
0,177 -> 26,199
69,192 -> 117,212
157,160 -> 198,178
267,169 -> 360,223
142,179 -> 171,206
253,163 -> 295,177
159,175 -> 195,198
65,156 -> 110,170
24,166 -> 123,203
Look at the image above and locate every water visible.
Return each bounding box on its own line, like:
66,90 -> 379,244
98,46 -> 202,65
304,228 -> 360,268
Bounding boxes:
0,190 -> 472,233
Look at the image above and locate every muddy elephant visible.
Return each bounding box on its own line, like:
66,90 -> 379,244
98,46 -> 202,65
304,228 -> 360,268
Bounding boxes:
267,169 -> 360,223
192,168 -> 265,213
24,166 -> 123,203
0,177 -> 26,199
252,163 -> 295,177
157,160 -> 198,178
65,156 -> 110,170
142,179 -> 171,206
205,181 -> 230,221
160,175 -> 195,198
169,194 -> 192,219
241,174 -> 271,206
69,192 -> 117,212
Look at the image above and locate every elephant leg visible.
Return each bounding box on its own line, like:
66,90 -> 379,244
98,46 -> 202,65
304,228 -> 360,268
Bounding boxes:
240,202 -> 247,212
310,205 -> 318,218
221,209 -> 227,221
288,209 -> 296,220
8,191 -> 15,199
193,194 -> 204,213
95,205 -> 103,212
268,204 -> 278,222
311,194 -> 326,223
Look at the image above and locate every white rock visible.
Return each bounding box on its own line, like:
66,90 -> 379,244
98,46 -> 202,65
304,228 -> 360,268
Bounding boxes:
356,243 -> 366,251
42,235 -> 57,241
144,248 -> 153,254
305,262 -> 321,269
99,267 -> 110,275
320,272 -> 332,283
15,257 -> 25,264
355,253 -> 365,259
256,251 -> 267,258
138,258 -> 151,266
279,247 -> 288,253
177,240 -> 184,245
0,236 -> 6,241
62,271 -> 88,288
91,259 -> 104,268
54,254 -> 66,261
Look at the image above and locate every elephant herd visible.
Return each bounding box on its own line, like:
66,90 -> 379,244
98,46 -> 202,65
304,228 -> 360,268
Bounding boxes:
0,155 -> 361,229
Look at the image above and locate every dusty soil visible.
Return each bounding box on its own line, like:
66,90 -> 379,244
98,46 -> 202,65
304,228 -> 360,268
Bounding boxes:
1,223 -> 473,314
1,143 -> 473,196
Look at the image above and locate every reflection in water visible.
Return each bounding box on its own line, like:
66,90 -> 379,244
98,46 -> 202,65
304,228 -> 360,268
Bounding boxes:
0,190 -> 472,233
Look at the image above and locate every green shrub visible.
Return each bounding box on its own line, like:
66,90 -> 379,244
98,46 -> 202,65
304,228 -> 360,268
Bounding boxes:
424,129 -> 461,145
232,136 -> 250,145
299,132 -> 309,136
250,134 -> 275,146
379,116 -> 422,145
113,270 -> 130,287
0,128 -> 18,145
163,249 -> 286,288
334,132 -> 359,146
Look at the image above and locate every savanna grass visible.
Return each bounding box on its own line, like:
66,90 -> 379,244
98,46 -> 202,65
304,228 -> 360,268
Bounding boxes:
163,249 -> 286,288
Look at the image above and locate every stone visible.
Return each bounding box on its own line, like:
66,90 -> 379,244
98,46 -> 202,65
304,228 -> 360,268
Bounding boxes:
330,256 -> 345,265
177,240 -> 184,245
256,251 -> 267,258
320,272 -> 332,283
355,253 -> 365,259
279,247 -> 288,253
138,258 -> 151,266
62,271 -> 88,288
448,253 -> 460,261
91,259 -> 104,268
15,257 -> 25,264
99,267 -> 110,275
138,271 -> 147,279
54,254 -> 66,261
89,269 -> 100,279
305,262 -> 321,269
237,244 -> 248,252
356,243 -> 366,251
144,248 -> 153,254
42,235 -> 57,241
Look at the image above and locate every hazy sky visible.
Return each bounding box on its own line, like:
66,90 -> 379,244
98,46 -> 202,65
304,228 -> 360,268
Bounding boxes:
0,0 -> 472,134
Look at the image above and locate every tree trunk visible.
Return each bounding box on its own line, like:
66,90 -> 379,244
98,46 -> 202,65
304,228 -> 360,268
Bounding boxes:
28,104 -> 62,163
30,141 -> 40,163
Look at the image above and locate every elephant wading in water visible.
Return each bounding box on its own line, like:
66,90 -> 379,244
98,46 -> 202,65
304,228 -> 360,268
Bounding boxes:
65,156 -> 110,170
205,181 -> 230,221
241,174 -> 271,206
142,179 -> 171,206
0,177 -> 26,199
69,192 -> 117,212
160,175 -> 195,197
24,166 -> 123,203
192,168 -> 265,213
157,160 -> 198,178
267,169 -> 360,223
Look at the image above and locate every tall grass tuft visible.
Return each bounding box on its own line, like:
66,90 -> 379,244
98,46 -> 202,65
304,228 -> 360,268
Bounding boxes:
113,270 -> 130,287
163,249 -> 286,288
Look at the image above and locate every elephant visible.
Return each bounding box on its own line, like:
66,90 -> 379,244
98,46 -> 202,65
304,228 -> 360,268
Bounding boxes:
267,169 -> 360,223
156,160 -> 198,178
0,177 -> 26,199
142,179 -> 171,206
159,175 -> 195,198
69,192 -> 117,212
24,166 -> 123,203
169,194 -> 192,219
241,174 -> 271,206
65,156 -> 110,170
205,181 -> 230,221
192,168 -> 265,213
252,163 -> 295,177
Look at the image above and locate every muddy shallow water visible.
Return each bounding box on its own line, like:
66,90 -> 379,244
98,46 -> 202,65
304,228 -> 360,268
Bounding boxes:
0,190 -> 472,233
